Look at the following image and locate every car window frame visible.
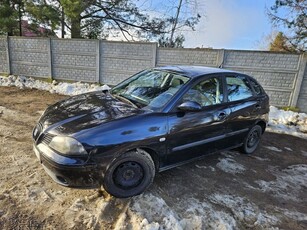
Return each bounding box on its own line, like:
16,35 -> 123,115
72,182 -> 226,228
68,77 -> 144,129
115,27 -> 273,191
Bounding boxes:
246,76 -> 265,96
223,74 -> 256,103
169,74 -> 226,112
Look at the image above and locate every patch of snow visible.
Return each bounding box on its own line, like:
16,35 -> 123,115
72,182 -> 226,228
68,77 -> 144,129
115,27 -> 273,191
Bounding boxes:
255,164 -> 307,201
209,166 -> 216,172
220,151 -> 240,158
210,194 -> 279,228
283,210 -> 307,221
129,194 -> 237,230
284,147 -> 292,151
129,194 -> 182,230
194,164 -> 216,172
268,106 -> 307,139
216,158 -> 245,174
195,164 -> 207,169
179,198 -> 237,230
264,146 -> 283,152
301,150 -> 307,157
0,75 -> 109,96
252,156 -> 270,161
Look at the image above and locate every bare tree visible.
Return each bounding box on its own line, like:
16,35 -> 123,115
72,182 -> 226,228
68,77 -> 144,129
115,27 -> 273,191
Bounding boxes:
268,0 -> 307,51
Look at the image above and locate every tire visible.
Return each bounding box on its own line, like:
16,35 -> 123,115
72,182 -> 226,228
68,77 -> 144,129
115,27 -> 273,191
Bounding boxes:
241,125 -> 262,154
103,149 -> 155,198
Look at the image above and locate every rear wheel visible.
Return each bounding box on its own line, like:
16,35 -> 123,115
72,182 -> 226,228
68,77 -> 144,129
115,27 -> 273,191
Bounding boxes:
103,149 -> 155,198
241,125 -> 262,154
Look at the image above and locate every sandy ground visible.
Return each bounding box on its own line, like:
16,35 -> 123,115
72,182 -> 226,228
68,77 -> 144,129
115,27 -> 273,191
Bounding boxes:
0,86 -> 306,230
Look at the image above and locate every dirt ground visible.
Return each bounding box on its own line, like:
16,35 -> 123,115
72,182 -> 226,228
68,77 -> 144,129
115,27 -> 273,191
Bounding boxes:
0,86 -> 306,230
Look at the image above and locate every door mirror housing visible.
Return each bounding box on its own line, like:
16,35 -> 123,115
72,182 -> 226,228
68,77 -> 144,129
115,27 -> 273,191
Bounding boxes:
177,101 -> 202,112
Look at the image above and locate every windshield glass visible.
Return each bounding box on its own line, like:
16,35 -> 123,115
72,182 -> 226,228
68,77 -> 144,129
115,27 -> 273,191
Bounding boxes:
111,69 -> 190,111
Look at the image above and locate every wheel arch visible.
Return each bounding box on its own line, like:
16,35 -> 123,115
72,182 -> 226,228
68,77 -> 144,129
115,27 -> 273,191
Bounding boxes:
136,147 -> 160,172
255,120 -> 266,133
112,146 -> 160,172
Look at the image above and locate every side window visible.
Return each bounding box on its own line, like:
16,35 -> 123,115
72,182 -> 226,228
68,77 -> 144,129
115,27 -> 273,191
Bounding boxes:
182,77 -> 223,107
226,76 -> 253,102
249,78 -> 263,95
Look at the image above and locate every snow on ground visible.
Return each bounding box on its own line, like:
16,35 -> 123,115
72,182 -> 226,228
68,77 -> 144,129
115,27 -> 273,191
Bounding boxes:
1,75 -> 307,139
267,106 -> 307,139
255,164 -> 307,202
209,194 -> 279,228
216,157 -> 246,174
128,194 -> 238,230
264,146 -> 282,152
0,75 -> 109,96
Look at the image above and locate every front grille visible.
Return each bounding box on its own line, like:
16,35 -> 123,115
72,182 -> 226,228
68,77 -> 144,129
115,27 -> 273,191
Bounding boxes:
41,133 -> 55,145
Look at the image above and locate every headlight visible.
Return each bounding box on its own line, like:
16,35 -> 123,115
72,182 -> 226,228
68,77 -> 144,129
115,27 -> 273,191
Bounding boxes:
49,136 -> 87,155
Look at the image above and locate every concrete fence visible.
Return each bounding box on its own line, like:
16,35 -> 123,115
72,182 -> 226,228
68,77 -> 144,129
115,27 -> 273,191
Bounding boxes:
0,36 -> 306,112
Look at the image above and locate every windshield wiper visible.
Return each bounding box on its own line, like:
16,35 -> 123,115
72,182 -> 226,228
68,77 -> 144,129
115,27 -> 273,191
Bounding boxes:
112,94 -> 138,108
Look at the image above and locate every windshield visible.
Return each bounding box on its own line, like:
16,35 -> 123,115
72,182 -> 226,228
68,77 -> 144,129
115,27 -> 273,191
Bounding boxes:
111,69 -> 190,111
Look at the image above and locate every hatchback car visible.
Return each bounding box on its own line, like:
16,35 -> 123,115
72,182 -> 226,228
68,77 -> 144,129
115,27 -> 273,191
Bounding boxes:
32,66 -> 269,198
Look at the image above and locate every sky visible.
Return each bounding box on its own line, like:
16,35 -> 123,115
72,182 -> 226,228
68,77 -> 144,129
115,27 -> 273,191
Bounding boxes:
141,0 -> 278,50
179,0 -> 277,50
54,0 -> 279,50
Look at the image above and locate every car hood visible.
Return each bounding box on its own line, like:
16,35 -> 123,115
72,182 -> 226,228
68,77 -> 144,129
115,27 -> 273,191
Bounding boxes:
39,91 -> 143,135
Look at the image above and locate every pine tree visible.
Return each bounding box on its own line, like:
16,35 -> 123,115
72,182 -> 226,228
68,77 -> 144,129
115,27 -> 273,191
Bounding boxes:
0,0 -> 23,36
269,32 -> 296,52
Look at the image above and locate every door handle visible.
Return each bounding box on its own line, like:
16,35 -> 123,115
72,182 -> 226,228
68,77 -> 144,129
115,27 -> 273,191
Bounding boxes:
215,111 -> 227,121
255,104 -> 261,110
218,112 -> 227,118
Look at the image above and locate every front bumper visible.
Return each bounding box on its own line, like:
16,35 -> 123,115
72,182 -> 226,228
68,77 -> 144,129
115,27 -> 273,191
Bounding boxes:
33,143 -> 101,188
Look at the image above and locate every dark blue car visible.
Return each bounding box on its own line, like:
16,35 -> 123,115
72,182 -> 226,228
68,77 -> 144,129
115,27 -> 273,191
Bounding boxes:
33,66 -> 269,198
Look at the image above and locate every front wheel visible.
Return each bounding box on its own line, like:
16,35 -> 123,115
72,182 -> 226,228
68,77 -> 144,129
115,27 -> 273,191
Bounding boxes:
241,125 -> 262,154
103,149 -> 155,198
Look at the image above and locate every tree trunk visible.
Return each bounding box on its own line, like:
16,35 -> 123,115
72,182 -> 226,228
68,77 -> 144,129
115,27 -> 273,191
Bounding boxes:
170,0 -> 183,45
71,16 -> 82,38
61,7 -> 65,38
18,0 -> 22,36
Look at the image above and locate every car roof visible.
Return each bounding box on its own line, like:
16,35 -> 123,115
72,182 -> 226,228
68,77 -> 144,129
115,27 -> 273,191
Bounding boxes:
154,65 -> 239,78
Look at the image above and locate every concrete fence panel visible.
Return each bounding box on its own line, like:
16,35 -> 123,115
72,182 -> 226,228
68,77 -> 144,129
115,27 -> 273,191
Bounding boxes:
51,39 -> 98,82
100,41 -> 156,85
9,37 -> 50,78
223,50 -> 302,107
0,37 -> 9,74
157,48 -> 219,67
297,55 -> 307,112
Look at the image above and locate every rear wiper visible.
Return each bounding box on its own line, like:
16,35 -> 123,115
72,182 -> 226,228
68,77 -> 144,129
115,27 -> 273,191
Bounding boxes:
112,94 -> 138,108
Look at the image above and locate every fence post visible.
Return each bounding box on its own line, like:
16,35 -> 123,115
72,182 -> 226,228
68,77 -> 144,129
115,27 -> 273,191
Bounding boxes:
291,53 -> 307,107
6,36 -> 11,75
47,37 -> 53,79
96,39 -> 100,84
216,49 -> 225,68
152,43 -> 158,67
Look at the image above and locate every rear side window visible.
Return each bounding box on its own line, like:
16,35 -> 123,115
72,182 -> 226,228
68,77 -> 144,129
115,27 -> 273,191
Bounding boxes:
249,78 -> 263,95
226,76 -> 253,102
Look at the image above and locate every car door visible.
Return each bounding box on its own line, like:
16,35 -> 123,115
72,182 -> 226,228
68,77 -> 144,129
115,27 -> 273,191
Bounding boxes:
166,76 -> 230,166
221,74 -> 262,147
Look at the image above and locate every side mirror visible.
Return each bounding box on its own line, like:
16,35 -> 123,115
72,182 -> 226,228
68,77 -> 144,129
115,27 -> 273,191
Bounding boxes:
177,101 -> 202,112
